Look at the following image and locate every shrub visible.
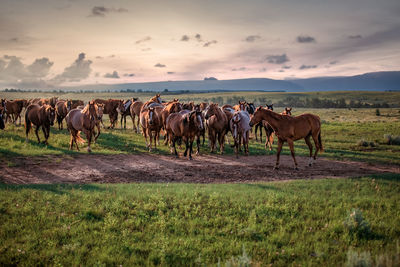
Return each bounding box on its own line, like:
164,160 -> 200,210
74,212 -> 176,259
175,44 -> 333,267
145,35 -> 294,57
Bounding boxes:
357,140 -> 369,147
384,134 -> 400,145
375,109 -> 380,116
344,209 -> 371,238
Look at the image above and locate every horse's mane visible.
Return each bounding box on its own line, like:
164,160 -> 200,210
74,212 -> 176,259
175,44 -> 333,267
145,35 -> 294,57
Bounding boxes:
81,104 -> 90,114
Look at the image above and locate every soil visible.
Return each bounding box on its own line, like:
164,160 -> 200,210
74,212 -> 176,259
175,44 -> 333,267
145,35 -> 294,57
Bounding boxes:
1,154 -> 399,184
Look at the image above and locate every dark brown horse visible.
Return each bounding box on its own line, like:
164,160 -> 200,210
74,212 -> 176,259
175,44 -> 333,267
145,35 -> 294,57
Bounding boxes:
0,107 -> 5,130
55,100 -> 72,130
281,107 -> 292,116
4,99 -> 27,125
250,108 -> 323,170
161,101 -> 182,145
182,101 -> 194,111
66,101 -> 98,152
94,99 -> 123,128
119,98 -> 137,129
204,103 -> 228,153
25,104 -> 56,144
166,109 -> 204,160
71,100 -> 84,109
255,104 -> 273,143
130,99 -> 144,133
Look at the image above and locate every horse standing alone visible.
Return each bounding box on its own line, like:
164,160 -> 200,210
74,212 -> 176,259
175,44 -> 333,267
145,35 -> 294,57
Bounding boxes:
250,107 -> 323,170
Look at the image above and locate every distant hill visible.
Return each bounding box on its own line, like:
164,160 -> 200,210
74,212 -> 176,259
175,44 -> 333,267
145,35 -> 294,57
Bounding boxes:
63,71 -> 400,92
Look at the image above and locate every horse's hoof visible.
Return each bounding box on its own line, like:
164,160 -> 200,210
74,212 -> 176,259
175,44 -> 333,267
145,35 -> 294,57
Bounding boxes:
295,167 -> 299,171
189,157 -> 193,160
175,155 -> 179,159
273,166 -> 279,170
308,163 -> 312,167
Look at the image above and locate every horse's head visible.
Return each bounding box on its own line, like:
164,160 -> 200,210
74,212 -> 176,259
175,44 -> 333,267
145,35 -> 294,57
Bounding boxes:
66,100 -> 72,111
96,103 -> 104,120
171,101 -> 182,113
156,94 -> 162,103
195,109 -> 204,131
88,101 -> 97,121
246,102 -> 255,114
46,106 -> 56,126
0,99 -> 6,112
283,107 -> 292,115
148,107 -> 155,125
117,100 -> 125,114
50,97 -> 58,108
131,97 -> 138,103
238,101 -> 247,111
249,107 -> 264,127
204,103 -> 218,120
231,113 -> 241,139
266,104 -> 274,110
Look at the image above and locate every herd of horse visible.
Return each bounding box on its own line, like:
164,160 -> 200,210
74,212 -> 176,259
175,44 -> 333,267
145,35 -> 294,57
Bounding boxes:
0,94 -> 323,170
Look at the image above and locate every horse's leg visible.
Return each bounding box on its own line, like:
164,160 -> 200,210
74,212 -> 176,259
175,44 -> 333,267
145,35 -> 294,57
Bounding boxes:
43,125 -> 49,144
94,123 -> 101,142
274,139 -> 284,170
196,135 -> 200,155
120,114 -> 123,129
136,116 -> 140,134
189,137 -> 194,160
208,128 -> 215,153
86,130 -> 92,153
304,135 -> 314,166
35,126 -> 41,143
245,131 -> 249,156
183,138 -> 189,157
259,124 -> 263,143
219,131 -> 226,154
172,137 -> 178,158
131,114 -> 136,132
287,139 -> 298,170
311,131 -> 321,160
69,134 -> 74,150
25,119 -> 31,142
74,131 -> 80,151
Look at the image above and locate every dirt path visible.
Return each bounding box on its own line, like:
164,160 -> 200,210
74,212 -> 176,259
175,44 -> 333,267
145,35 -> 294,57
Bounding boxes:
1,154 -> 399,184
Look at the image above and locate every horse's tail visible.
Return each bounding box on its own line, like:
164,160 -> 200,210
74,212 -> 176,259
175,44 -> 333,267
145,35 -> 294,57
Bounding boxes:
75,131 -> 86,144
25,111 -> 31,135
318,131 -> 324,153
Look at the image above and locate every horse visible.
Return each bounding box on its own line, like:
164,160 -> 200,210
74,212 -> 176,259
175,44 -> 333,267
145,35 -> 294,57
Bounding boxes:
4,99 -> 27,125
119,98 -> 136,129
194,104 -> 206,148
25,104 -> 56,144
199,102 -> 209,111
246,102 -> 256,115
66,101 -> 98,152
93,99 -> 122,128
55,100 -> 72,130
93,103 -> 104,142
234,101 -> 247,111
35,97 -> 58,108
204,103 -> 228,154
254,104 -> 274,144
130,99 -> 144,133
281,107 -> 292,116
161,101 -> 182,145
141,94 -> 162,111
140,106 -> 164,151
249,107 -> 323,170
166,109 -> 204,160
182,101 -> 194,111
230,111 -> 251,158
71,100 -> 84,109
0,107 -> 5,130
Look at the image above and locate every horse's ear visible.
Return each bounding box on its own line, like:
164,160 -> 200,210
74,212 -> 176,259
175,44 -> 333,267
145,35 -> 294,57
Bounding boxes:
288,107 -> 292,111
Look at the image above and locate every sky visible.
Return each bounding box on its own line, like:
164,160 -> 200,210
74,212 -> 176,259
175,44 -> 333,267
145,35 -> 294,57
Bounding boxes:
0,0 -> 399,89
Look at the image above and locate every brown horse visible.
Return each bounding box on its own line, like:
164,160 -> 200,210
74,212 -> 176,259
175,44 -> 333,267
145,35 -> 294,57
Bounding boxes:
55,100 -> 72,130
166,109 -> 204,160
230,111 -> 251,158
199,102 -> 209,111
204,103 -> 228,153
161,101 -> 182,145
141,94 -> 162,111
71,100 -> 84,109
130,99 -> 144,133
254,104 -> 275,150
250,107 -> 323,170
93,103 -> 104,142
234,101 -> 247,111
182,101 -> 194,111
35,97 -> 58,107
66,101 -> 98,152
0,107 -> 5,130
93,99 -> 122,128
281,107 -> 292,116
25,104 -> 56,144
140,106 -> 163,151
4,99 -> 27,125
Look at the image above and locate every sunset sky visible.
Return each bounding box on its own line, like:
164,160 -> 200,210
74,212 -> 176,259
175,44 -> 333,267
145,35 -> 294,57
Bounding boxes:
0,0 -> 399,88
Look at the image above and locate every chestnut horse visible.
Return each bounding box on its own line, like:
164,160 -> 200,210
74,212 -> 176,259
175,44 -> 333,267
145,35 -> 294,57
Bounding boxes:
130,99 -> 144,133
141,94 -> 162,111
25,104 -> 56,144
140,106 -> 163,151
250,107 -> 323,170
93,99 -> 122,128
119,98 -> 136,129
4,99 -> 27,125
166,109 -> 204,160
55,100 -> 72,130
93,103 -> 104,142
161,101 -> 182,145
66,101 -> 98,152
182,101 -> 194,111
281,107 -> 292,116
234,101 -> 247,111
230,111 -> 251,158
204,103 -> 228,153
71,100 -> 84,109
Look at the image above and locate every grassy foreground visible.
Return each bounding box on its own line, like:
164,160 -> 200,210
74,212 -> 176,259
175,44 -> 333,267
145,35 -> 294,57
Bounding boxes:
1,175 -> 400,266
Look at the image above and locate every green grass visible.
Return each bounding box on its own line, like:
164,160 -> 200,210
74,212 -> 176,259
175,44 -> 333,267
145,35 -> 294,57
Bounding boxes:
0,175 -> 399,266
1,108 -> 399,165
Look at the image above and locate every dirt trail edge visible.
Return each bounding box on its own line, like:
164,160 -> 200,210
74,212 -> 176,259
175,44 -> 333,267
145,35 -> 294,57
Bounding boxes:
1,154 -> 399,184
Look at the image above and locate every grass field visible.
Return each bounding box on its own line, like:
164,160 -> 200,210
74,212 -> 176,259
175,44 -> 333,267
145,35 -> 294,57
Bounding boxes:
1,176 -> 400,266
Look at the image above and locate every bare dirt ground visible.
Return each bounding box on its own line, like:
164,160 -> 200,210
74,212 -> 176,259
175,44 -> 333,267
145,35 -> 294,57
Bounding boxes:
1,154 -> 399,184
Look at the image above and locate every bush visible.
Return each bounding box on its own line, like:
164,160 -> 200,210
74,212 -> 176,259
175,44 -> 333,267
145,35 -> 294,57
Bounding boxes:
384,134 -> 400,145
344,209 -> 371,238
357,140 -> 377,148
375,109 -> 380,116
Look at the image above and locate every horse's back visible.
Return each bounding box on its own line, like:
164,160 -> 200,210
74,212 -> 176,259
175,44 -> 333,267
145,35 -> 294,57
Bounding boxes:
66,109 -> 83,130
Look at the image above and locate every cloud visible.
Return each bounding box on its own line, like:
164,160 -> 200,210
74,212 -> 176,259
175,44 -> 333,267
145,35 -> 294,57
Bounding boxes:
348,35 -> 362,39
53,53 -> 92,82
104,71 -> 120,78
244,35 -> 261,42
123,73 -> 135,77
195,34 -> 202,42
282,65 -> 291,69
203,40 -> 217,47
181,35 -> 190,41
154,63 -> 166,68
232,67 -> 247,71
89,6 -> 128,17
27,58 -> 54,78
329,60 -> 338,65
299,64 -> 317,70
265,54 -> 289,64
297,35 -> 316,43
259,67 -> 267,72
95,56 -> 103,59
135,36 -> 151,44
167,72 -> 175,74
